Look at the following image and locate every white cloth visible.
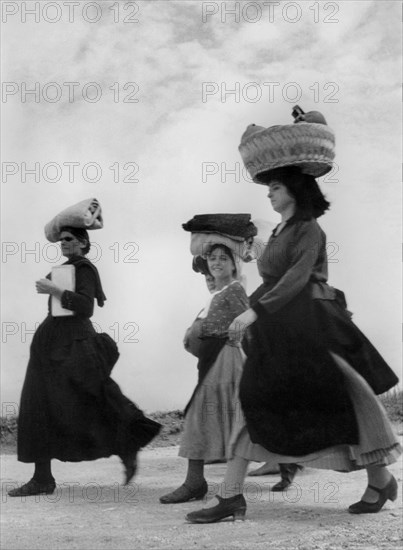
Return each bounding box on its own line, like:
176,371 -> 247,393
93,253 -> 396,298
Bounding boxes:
190,233 -> 248,260
45,198 -> 103,242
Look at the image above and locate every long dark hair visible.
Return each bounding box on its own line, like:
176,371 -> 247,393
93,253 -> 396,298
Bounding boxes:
258,166 -> 330,219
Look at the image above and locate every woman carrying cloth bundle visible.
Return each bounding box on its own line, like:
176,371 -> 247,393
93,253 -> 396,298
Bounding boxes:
9,199 -> 161,497
159,214 -> 256,504
186,109 -> 401,523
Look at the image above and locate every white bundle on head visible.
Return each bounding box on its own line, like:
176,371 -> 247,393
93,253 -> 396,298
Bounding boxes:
45,198 -> 103,242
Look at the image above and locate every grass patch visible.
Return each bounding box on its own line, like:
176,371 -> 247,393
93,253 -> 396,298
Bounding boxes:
147,409 -> 184,447
380,388 -> 403,424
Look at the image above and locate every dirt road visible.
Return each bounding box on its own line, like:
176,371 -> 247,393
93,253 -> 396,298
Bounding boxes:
1,446 -> 402,550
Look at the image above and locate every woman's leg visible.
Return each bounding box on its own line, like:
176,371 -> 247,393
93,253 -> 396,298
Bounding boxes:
185,459 -> 205,488
33,460 -> 54,483
201,454 -> 249,506
364,465 -> 394,501
248,461 -> 280,476
160,459 -> 207,503
220,455 -> 249,498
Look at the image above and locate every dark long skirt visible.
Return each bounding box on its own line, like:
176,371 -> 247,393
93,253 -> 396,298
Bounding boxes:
17,316 -> 161,463
240,283 -> 398,457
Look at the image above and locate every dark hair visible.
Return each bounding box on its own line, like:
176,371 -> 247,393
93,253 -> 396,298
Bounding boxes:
258,166 -> 330,219
192,255 -> 212,277
207,244 -> 237,275
60,226 -> 91,255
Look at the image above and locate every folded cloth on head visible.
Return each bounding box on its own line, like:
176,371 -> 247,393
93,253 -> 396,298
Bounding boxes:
45,198 -> 103,242
182,213 -> 257,239
190,232 -> 252,260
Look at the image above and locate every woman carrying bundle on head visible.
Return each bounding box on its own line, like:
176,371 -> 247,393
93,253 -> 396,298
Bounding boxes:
159,214 -> 256,504
8,199 -> 161,497
186,109 -> 401,523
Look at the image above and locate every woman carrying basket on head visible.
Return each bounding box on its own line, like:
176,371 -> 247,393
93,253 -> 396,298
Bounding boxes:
186,109 -> 401,523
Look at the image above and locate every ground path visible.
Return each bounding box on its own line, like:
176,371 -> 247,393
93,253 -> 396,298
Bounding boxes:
1,446 -> 402,550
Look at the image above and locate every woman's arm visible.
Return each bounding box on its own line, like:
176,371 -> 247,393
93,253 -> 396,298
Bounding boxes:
61,266 -> 96,317
253,221 -> 323,316
228,222 -> 324,341
36,279 -> 64,299
37,265 -> 96,317
228,308 -> 257,343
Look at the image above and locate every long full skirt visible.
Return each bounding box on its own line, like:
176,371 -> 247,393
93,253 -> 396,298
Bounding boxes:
17,316 -> 161,463
231,353 -> 401,470
240,284 -> 399,457
179,343 -> 245,461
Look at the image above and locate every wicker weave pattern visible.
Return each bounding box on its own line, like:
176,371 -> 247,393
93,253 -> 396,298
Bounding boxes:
239,122 -> 335,182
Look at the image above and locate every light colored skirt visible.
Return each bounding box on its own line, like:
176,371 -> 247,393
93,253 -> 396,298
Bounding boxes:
179,343 -> 245,461
229,353 -> 401,471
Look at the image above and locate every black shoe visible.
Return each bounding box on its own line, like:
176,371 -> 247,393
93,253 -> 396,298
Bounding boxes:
271,463 -> 302,492
121,452 -> 138,485
348,476 -> 398,514
160,480 -> 208,504
8,478 -> 56,497
185,494 -> 246,523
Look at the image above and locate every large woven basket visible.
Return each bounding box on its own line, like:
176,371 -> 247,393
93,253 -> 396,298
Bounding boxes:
239,122 -> 335,182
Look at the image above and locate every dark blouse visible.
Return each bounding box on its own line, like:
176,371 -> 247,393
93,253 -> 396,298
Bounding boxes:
60,265 -> 96,318
43,258 -> 104,348
252,217 -> 334,315
47,256 -> 106,319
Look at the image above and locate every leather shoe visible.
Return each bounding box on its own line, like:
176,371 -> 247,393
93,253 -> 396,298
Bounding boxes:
121,452 -> 138,485
349,476 -> 398,514
271,463 -> 302,492
8,478 -> 56,497
186,494 -> 246,523
160,480 -> 208,504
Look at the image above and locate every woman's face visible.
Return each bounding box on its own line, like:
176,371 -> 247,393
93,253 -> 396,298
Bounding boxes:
267,181 -> 296,214
60,231 -> 86,258
206,247 -> 235,283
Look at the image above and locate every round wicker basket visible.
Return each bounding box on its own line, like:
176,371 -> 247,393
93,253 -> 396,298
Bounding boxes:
239,122 -> 335,182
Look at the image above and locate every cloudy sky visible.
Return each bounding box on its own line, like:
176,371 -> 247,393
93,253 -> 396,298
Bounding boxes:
1,0 -> 401,413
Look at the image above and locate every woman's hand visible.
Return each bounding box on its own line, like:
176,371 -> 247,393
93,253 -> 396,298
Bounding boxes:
228,309 -> 258,343
35,279 -> 63,298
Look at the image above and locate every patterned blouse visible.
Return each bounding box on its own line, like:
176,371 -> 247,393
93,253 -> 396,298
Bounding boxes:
201,281 -> 249,338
